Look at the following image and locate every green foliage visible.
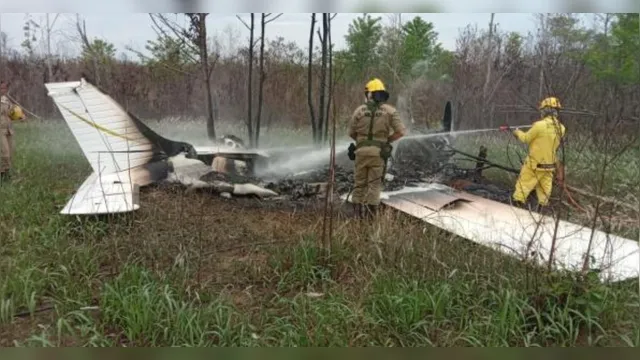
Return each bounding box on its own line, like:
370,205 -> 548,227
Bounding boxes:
340,14 -> 453,85
427,47 -> 455,81
585,13 -> 640,84
547,14 -> 592,50
399,17 -> 441,75
504,31 -> 523,64
342,14 -> 383,81
144,35 -> 196,68
81,38 -> 116,65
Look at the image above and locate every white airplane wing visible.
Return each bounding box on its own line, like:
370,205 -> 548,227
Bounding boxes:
342,184 -> 640,283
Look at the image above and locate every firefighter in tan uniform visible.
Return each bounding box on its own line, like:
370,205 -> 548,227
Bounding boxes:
1,81 -> 25,182
348,78 -> 406,218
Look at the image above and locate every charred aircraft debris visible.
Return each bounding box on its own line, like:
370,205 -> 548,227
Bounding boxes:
45,79 -> 639,284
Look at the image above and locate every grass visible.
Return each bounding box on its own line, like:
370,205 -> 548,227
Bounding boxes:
0,119 -> 639,347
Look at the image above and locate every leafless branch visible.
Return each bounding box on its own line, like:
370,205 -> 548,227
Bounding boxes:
149,18 -> 198,65
264,13 -> 283,25
125,45 -> 193,76
236,15 -> 251,30
149,13 -> 199,61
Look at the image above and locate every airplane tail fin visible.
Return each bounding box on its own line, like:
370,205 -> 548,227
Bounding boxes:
45,78 -> 156,175
45,78 -> 174,215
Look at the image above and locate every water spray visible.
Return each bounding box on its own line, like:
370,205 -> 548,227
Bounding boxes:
258,124 -> 534,179
400,124 -> 534,142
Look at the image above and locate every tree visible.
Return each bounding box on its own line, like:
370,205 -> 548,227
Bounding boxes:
81,39 -> 116,64
306,13 -> 335,145
143,35 -> 196,69
186,13 -> 217,140
21,14 -> 39,58
585,13 -> 639,85
76,15 -> 117,87
342,14 -> 383,81
43,14 -> 60,81
317,13 -> 329,144
482,13 -> 496,118
378,14 -> 405,91
150,13 -> 220,140
400,16 -> 440,76
237,13 -> 282,148
255,13 -> 283,148
308,14 -> 318,142
238,13 -> 255,147
322,14 -> 336,143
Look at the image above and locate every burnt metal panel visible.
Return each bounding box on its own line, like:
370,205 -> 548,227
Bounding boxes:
389,189 -> 470,211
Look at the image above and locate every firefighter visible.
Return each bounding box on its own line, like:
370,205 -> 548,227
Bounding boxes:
501,96 -> 566,208
0,81 -> 14,182
348,78 -> 406,218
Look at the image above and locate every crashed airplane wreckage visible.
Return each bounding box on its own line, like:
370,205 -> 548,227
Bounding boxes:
46,79 -> 638,284
45,78 -> 278,215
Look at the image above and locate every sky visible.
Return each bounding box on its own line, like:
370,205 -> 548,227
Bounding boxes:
0,0 -> 636,59
0,13 -> 545,57
1,0 -> 638,12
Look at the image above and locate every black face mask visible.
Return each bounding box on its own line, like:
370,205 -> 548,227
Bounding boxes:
371,90 -> 389,103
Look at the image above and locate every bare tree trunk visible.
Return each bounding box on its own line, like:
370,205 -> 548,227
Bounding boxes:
0,15 -> 3,80
482,13 -> 495,127
247,14 -> 255,146
197,13 -> 216,140
45,14 -> 52,81
308,13 -> 317,143
255,13 -> 266,148
76,15 -> 101,87
324,14 -> 333,143
537,14 -> 546,100
317,13 -> 328,145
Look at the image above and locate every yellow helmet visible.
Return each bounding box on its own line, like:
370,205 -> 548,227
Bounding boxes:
9,105 -> 25,121
365,78 -> 386,93
538,96 -> 562,110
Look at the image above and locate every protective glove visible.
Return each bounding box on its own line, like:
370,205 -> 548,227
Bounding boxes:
499,125 -> 511,132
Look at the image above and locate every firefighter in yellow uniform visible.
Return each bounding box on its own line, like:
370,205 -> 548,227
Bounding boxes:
0,81 -> 25,182
348,78 -> 406,218
501,96 -> 566,208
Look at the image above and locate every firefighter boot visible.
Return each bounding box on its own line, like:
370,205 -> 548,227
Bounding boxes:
352,203 -> 363,219
0,170 -> 10,184
364,205 -> 379,220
